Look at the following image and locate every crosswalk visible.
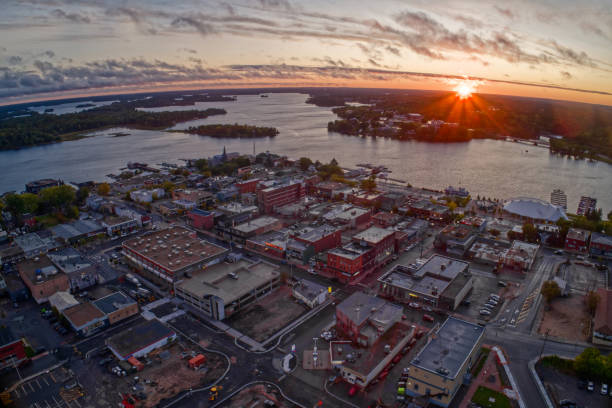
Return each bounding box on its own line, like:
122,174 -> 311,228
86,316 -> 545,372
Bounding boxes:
515,290 -> 539,325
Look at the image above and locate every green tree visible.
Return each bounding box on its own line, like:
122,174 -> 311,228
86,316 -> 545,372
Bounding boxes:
76,187 -> 90,205
359,176 -> 377,192
522,223 -> 539,243
574,348 -> 605,380
608,211 -> 612,222
541,280 -> 561,304
20,193 -> 40,214
162,181 -> 176,193
38,185 -> 76,213
298,157 -> 313,172
194,158 -> 208,172
4,193 -> 25,215
97,183 -> 111,196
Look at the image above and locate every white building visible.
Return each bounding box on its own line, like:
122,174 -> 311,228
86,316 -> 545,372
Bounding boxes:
130,188 -> 165,203
550,189 -> 567,211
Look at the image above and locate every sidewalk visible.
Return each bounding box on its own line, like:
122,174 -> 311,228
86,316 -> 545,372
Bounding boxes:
459,348 -> 505,408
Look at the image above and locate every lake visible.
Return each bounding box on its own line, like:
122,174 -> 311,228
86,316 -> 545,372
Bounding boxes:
0,93 -> 610,213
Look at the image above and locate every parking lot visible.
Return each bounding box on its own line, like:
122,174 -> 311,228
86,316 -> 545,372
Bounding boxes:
454,271 -> 506,321
559,262 -> 607,295
9,366 -> 85,408
537,363 -> 609,408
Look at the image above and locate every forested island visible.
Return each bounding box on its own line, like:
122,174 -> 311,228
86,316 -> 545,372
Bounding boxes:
0,102 -> 226,150
130,93 -> 236,108
180,124 -> 279,138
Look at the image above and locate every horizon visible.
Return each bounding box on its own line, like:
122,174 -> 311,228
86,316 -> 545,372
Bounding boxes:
2,0 -> 612,106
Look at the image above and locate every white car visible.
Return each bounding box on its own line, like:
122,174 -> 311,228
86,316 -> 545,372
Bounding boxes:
601,383 -> 608,395
479,309 -> 491,316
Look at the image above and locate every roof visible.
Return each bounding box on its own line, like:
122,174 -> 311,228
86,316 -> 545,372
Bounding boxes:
594,288 -> 612,336
63,302 -> 105,329
51,219 -> 104,240
328,242 -> 371,260
189,208 -> 213,217
592,233 -> 612,247
233,216 -> 280,234
47,248 -> 93,274
293,279 -> 327,301
411,317 -> 485,379
293,224 -> 338,243
122,226 -> 227,273
18,256 -> 63,284
567,228 -> 591,242
353,226 -> 394,245
93,291 -> 136,314
48,291 -> 79,312
337,292 -> 402,327
107,319 -> 175,358
14,233 -> 47,253
176,260 -> 280,305
503,197 -> 568,222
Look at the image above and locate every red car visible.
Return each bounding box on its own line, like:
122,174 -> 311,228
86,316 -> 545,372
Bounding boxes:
379,370 -> 389,380
423,314 -> 434,322
348,385 -> 358,396
392,354 -> 402,364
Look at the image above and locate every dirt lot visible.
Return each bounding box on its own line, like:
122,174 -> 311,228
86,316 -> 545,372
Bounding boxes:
226,384 -> 292,408
538,294 -> 590,342
227,286 -> 308,342
558,262 -> 606,294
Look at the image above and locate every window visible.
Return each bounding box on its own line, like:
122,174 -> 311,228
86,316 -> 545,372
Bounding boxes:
414,383 -> 419,390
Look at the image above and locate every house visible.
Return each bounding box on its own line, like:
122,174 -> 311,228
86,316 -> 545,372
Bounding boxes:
292,279 -> 328,308
565,228 -> 591,253
47,248 -> 98,291
590,233 -> 612,259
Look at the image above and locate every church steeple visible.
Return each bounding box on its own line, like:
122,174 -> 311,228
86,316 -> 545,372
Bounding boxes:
222,145 -> 227,162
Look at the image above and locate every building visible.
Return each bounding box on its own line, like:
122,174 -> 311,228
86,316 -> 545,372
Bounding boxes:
172,189 -> 213,207
236,178 -> 260,194
503,197 -> 568,223
0,327 -> 27,371
230,216 -> 283,243
175,259 -> 280,320
48,291 -> 79,312
130,188 -> 165,203
565,228 -> 591,253
122,226 -> 228,284
329,323 -> 416,388
577,196 -> 597,216
215,202 -> 259,227
50,219 -> 105,244
0,246 -> 25,265
18,256 -> 69,303
372,212 -> 401,228
550,189 -> 567,210
499,240 -> 540,271
315,181 -> 346,199
408,200 -> 450,222
445,186 -> 469,198
378,255 -> 473,310
47,248 -> 98,291
292,279 -> 328,308
434,224 -> 478,257
14,233 -> 50,259
106,319 -> 176,360
187,209 -> 215,230
25,178 -> 62,194
327,242 -> 375,282
335,291 -> 403,346
324,205 -> 371,228
287,224 -> 341,262
590,233 -> 612,259
245,230 -> 287,259
4,274 -> 29,302
93,291 -> 139,324
102,216 -> 139,238
257,179 -> 306,214
467,239 -> 510,266
405,317 -> 485,407
593,288 -> 612,346
352,226 -> 396,265
63,302 -> 108,337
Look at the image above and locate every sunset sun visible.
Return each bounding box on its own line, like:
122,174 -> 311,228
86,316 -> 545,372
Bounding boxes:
454,81 -> 476,99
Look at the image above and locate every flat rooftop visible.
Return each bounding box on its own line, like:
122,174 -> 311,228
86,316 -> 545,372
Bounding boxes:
333,206 -> 370,222
51,219 -> 103,240
567,228 -> 590,241
47,248 -> 93,274
353,226 -> 394,245
216,202 -> 258,215
293,278 -> 327,301
103,215 -> 133,226
176,259 -> 280,305
328,242 -> 372,260
337,291 -> 402,328
64,302 -> 105,328
233,216 -> 280,234
414,255 -> 469,280
14,233 -> 46,252
123,226 -> 227,272
439,224 -> 474,240
107,319 -> 175,358
411,317 -> 484,379
293,224 -> 337,243
93,291 -> 136,314
18,256 -> 63,284
380,266 -> 451,299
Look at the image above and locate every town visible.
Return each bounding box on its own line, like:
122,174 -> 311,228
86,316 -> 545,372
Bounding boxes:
0,149 -> 611,408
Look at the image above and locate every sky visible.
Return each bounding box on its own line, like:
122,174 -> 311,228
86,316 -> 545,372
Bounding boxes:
1,0 -> 612,106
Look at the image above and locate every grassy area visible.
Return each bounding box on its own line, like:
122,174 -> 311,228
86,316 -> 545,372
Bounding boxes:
540,355 -> 575,376
35,214 -> 63,228
472,347 -> 491,377
471,386 -> 512,408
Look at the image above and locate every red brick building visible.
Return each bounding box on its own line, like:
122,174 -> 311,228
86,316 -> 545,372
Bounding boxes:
327,243 -> 375,280
18,256 -> 70,304
372,212 -> 401,228
236,178 -> 260,194
292,225 -> 342,253
257,180 -> 306,214
187,209 -> 215,230
0,327 -> 27,370
565,228 -> 591,253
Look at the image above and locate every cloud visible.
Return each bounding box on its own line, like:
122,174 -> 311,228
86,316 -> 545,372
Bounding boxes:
548,40 -> 596,67
494,6 -> 515,19
170,16 -> 215,36
560,71 -> 572,79
579,21 -> 610,41
8,56 -> 22,65
385,46 -> 401,56
257,0 -> 293,11
51,8 -> 90,24
179,48 -> 197,54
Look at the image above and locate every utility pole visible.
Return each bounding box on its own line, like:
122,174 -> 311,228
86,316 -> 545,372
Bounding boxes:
538,329 -> 550,360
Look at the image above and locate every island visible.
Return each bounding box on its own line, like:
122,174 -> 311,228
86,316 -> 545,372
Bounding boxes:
75,103 -> 96,108
179,124 -> 279,138
0,102 -> 227,150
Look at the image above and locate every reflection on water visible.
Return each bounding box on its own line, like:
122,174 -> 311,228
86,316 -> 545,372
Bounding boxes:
1,93 -> 610,212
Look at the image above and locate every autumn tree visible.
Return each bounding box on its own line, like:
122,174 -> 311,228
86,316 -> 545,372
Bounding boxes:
522,223 -> 539,243
586,291 -> 600,316
97,183 -> 111,196
541,280 -> 561,305
298,157 -> 313,172
360,176 -> 377,192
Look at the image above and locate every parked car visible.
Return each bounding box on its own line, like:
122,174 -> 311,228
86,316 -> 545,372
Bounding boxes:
554,250 -> 564,255
559,400 -> 576,408
587,381 -> 594,392
601,383 -> 608,395
577,380 -> 587,389
422,314 -> 434,322
423,306 -> 433,312
479,309 -> 491,316
490,294 -> 500,301
408,302 -> 421,309
348,385 -> 358,397
498,281 -> 507,287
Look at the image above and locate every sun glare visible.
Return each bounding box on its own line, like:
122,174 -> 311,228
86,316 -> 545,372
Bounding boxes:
454,80 -> 478,99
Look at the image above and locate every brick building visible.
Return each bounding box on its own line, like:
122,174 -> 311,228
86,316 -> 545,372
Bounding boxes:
565,228 -> 591,253
18,256 -> 69,304
186,209 -> 215,230
236,178 -> 260,194
590,233 -> 612,259
0,327 -> 27,370
257,179 -> 306,214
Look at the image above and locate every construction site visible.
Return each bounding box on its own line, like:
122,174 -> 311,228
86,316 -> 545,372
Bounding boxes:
226,384 -> 293,408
